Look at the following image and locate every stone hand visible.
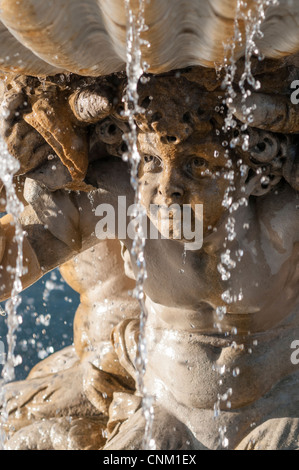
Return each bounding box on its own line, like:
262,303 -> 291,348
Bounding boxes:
1,364 -> 89,427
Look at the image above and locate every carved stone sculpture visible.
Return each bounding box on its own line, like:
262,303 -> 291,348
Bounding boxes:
0,0 -> 298,451
0,0 -> 299,75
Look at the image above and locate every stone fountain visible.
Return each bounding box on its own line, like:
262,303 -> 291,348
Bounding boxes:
0,0 -> 298,451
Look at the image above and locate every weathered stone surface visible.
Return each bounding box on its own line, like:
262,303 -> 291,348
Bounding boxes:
0,1 -> 299,76
0,57 -> 299,450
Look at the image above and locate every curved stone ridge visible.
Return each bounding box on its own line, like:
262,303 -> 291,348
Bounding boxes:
0,0 -> 298,77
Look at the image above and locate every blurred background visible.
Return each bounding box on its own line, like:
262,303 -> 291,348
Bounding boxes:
0,268 -> 79,381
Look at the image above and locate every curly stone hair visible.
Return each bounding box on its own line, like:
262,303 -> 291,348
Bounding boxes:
0,66 -> 298,197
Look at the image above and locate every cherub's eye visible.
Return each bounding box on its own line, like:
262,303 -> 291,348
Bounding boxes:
191,157 -> 207,169
186,156 -> 208,177
142,154 -> 162,172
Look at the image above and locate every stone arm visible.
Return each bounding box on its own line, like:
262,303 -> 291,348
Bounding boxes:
0,157 -> 133,302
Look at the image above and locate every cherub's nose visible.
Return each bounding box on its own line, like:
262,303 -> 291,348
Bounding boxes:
158,170 -> 184,202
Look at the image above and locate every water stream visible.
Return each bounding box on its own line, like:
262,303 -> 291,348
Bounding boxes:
214,0 -> 280,449
0,129 -> 25,448
123,0 -> 155,451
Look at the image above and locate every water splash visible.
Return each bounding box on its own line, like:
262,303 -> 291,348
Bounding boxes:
213,0 -> 280,449
0,122 -> 25,448
222,0 -> 279,141
219,0 -> 280,315
123,0 -> 155,451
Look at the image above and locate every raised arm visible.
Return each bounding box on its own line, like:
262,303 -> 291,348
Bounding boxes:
0,157 -> 133,302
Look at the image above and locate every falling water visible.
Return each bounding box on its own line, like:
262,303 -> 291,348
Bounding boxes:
0,123 -> 25,448
223,0 -> 279,141
220,0 -> 280,314
213,0 -> 280,449
123,0 -> 155,451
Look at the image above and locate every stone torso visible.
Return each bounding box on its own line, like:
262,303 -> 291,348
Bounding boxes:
122,181 -> 299,427
144,301 -> 299,411
59,240 -> 140,359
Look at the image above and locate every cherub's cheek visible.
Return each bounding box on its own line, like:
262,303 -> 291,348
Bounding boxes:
185,186 -> 204,205
140,181 -> 156,206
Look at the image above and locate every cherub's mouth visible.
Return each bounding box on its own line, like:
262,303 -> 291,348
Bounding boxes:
148,204 -> 184,219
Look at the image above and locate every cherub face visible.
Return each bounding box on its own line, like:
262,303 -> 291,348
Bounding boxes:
138,132 -> 236,242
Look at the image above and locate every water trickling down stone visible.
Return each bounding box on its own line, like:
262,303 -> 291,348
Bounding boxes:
213,0 -> 280,449
123,0 -> 155,451
0,119 -> 25,448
